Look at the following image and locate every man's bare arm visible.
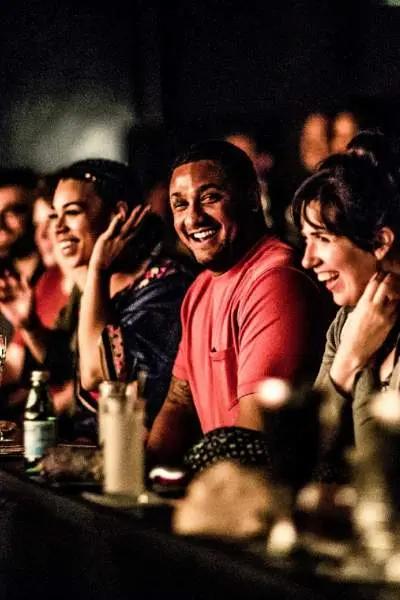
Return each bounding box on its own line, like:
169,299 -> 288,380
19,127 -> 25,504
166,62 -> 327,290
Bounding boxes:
235,393 -> 264,431
146,375 -> 201,466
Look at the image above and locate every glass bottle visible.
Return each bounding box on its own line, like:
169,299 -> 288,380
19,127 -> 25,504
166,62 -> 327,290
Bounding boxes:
24,370 -> 57,472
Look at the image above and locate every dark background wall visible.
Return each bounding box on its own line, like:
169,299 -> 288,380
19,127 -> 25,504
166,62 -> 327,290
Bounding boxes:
0,0 -> 136,170
0,0 -> 399,200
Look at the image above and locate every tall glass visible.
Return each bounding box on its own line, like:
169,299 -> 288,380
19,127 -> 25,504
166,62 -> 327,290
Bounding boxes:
0,335 -> 16,444
0,334 -> 6,384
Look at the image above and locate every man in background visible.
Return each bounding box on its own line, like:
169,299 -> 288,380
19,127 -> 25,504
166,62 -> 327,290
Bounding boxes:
0,167 -> 41,341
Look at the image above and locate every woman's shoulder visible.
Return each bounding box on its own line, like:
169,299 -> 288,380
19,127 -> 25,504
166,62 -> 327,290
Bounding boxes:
136,252 -> 195,290
145,243 -> 201,280
334,305 -> 353,325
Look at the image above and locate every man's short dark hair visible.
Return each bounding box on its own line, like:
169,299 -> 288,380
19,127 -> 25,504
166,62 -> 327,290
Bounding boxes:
170,139 -> 260,203
0,167 -> 38,190
56,158 -> 143,210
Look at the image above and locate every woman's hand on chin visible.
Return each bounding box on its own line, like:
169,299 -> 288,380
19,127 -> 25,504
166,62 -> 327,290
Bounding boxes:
330,271 -> 400,393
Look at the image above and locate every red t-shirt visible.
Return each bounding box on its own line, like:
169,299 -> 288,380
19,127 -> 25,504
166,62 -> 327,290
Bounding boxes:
13,266 -> 69,347
173,235 -> 326,433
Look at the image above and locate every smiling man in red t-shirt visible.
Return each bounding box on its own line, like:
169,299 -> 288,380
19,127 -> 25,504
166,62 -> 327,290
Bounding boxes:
147,140 -> 328,465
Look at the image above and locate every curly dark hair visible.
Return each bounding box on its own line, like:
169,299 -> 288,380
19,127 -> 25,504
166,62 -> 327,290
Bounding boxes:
56,158 -> 143,209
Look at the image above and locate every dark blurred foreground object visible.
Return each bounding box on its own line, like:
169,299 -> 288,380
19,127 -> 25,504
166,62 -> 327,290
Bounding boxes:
258,379 -> 322,492
39,445 -> 102,484
346,390 -> 400,582
306,389 -> 400,584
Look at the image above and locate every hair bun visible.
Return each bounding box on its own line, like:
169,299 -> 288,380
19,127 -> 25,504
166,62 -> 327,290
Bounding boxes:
56,158 -> 143,208
347,129 -> 400,193
348,129 -> 398,170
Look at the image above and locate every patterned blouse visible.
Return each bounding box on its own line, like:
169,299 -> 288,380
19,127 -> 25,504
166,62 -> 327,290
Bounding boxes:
44,247 -> 194,440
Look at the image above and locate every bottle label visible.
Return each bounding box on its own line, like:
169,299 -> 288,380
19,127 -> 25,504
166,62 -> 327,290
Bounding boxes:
24,421 -> 56,461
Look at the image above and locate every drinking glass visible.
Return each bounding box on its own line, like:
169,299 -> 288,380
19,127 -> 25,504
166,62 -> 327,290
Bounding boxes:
0,420 -> 17,443
0,335 -> 17,445
0,334 -> 6,384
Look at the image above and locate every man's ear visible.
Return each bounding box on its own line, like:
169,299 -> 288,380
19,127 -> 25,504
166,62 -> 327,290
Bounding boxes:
374,227 -> 396,260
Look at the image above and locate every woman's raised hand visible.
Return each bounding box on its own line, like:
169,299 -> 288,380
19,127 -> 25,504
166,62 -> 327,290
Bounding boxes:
0,270 -> 36,330
89,205 -> 151,272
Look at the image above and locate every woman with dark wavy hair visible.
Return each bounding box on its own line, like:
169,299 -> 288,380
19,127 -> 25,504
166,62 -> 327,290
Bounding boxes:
292,130 -> 400,468
0,159 -> 194,441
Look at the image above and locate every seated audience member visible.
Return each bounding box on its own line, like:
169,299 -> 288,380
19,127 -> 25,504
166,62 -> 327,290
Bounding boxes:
0,167 -> 42,342
287,110 -> 360,250
0,159 -> 194,440
147,140 -> 329,466
291,129 -> 400,476
299,110 -> 359,175
299,113 -> 331,174
329,111 -> 359,155
31,175 -> 74,326
1,174 -> 73,419
224,130 -> 274,228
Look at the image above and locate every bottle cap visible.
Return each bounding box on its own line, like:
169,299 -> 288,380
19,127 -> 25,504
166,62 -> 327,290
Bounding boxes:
30,370 -> 50,383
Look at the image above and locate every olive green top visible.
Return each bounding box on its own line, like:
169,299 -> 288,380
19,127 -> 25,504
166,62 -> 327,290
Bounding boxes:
315,305 -> 400,463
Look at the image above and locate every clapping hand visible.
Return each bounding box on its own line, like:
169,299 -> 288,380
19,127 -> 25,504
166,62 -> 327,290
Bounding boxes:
341,271 -> 400,360
0,269 -> 35,330
89,205 -> 151,273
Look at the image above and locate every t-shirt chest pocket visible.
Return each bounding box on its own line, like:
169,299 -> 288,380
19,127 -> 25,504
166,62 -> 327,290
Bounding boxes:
209,346 -> 238,411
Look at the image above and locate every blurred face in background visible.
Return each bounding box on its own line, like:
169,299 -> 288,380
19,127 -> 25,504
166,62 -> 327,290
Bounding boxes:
330,112 -> 359,154
33,197 -> 57,268
50,178 -> 111,270
225,133 -> 258,164
299,113 -> 330,173
0,185 -> 34,259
